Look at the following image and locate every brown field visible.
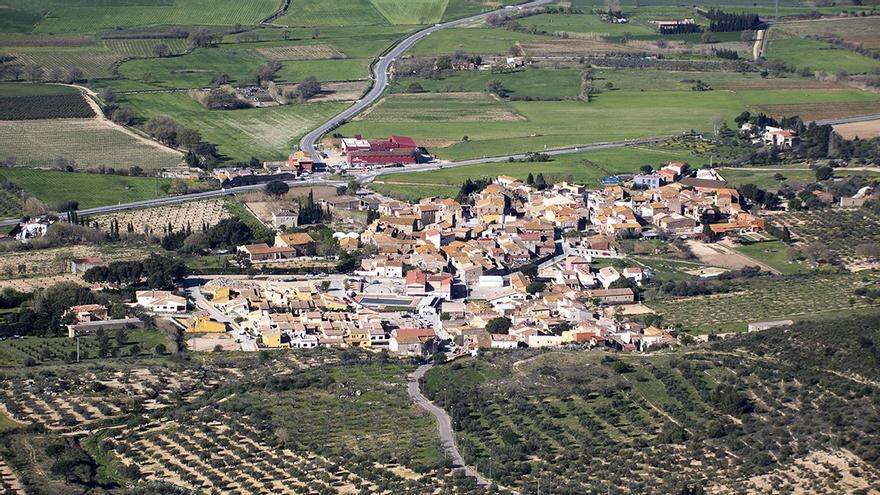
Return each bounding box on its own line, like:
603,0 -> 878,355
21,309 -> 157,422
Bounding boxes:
758,100 -> 880,121
713,79 -> 845,91
0,35 -> 95,47
0,274 -> 87,293
0,244 -> 149,287
519,39 -> 635,57
303,81 -> 369,103
716,449 -> 880,494
254,44 -> 346,61
92,199 -> 231,234
833,119 -> 880,139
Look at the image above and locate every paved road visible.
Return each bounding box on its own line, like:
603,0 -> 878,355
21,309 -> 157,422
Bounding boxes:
0,177 -> 344,228
185,280 -> 256,351
408,364 -> 524,492
815,113 -> 880,126
298,0 -> 554,162
359,135 -> 680,183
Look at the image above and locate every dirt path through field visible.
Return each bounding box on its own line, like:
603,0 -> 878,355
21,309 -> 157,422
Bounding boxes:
54,83 -> 183,158
752,29 -> 766,61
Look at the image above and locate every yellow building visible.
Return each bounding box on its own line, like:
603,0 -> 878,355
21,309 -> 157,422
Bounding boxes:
212,288 -> 231,304
178,314 -> 227,333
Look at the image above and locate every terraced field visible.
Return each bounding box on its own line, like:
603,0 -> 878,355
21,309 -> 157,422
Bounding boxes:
648,271 -> 880,333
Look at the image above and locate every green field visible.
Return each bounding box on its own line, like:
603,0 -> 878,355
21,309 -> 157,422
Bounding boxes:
392,67 -> 584,99
4,0 -> 279,33
371,0 -> 449,25
648,270 -> 880,334
342,79 -> 880,161
0,118 -> 183,171
0,82 -> 79,97
409,27 -> 547,55
369,144 -> 704,200
0,329 -> 170,367
719,167 -> 817,191
772,16 -> 880,49
734,239 -> 810,275
0,168 -> 172,211
120,92 -> 347,161
765,37 -> 880,75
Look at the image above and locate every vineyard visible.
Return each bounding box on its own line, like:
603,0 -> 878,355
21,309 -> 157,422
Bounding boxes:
100,38 -> 190,58
254,43 -> 347,61
91,199 -> 232,235
0,94 -> 93,120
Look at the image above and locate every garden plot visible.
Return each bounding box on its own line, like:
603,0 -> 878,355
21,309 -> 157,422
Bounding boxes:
649,271 -> 880,334
254,44 -> 346,61
769,208 -> 880,270
91,199 -> 231,234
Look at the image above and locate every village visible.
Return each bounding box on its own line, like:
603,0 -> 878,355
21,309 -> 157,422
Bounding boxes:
53,155 -> 792,361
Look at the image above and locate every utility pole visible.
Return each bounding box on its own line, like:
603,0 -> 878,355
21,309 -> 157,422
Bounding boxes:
76,335 -> 80,363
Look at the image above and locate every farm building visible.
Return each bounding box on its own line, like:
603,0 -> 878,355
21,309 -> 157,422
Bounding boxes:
341,135 -> 420,166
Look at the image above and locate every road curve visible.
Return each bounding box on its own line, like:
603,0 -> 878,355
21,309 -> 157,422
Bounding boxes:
298,0 -> 554,161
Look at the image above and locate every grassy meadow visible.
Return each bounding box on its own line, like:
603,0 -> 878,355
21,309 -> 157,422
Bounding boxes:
766,37 -> 880,75
0,168 -> 172,211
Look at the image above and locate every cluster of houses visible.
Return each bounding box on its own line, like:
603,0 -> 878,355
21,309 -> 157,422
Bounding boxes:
63,290 -> 186,338
600,163 -> 765,238
740,123 -> 801,149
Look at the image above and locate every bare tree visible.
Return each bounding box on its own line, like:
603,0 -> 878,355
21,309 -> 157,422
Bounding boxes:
26,64 -> 44,82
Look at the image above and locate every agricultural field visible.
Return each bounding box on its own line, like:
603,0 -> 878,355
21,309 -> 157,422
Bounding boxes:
0,244 -> 149,283
733,239 -> 809,275
648,270 -> 880,333
120,91 -> 347,161
765,37 -> 880,75
254,43 -> 346,61
833,119 -> 880,140
0,118 -> 182,171
424,318 -> 880,493
0,94 -> 93,120
344,78 -> 880,161
91,199 -> 232,235
2,0 -> 279,34
0,168 -> 172,210
409,27 -> 547,55
0,329 -> 169,368
771,16 -> 880,50
390,66 -> 584,99
362,91 -> 525,122
0,350 -> 486,493
718,166 -> 818,191
368,143 -> 704,200
769,206 -> 880,269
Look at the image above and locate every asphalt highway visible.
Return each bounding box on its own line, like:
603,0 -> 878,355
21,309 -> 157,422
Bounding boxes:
297,0 -> 554,162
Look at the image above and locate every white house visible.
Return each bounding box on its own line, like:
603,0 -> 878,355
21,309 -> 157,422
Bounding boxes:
597,266 -> 621,288
135,290 -> 187,313
490,333 -> 519,349
622,267 -> 646,285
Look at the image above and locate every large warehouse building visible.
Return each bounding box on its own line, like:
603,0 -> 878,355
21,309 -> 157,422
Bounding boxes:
341,135 -> 419,166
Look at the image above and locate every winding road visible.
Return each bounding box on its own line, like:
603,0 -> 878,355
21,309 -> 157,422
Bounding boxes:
407,364 -> 507,490
298,0 -> 554,162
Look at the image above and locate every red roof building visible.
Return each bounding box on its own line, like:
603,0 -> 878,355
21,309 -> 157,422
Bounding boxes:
342,135 -> 419,165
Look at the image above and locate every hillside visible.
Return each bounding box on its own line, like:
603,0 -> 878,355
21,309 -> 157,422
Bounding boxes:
423,313 -> 880,494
